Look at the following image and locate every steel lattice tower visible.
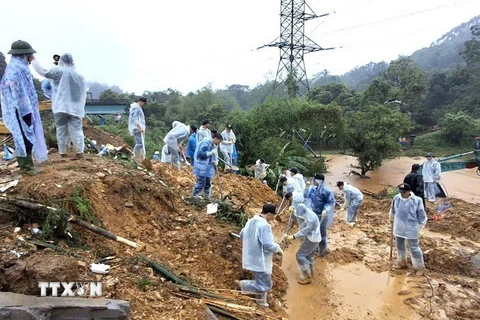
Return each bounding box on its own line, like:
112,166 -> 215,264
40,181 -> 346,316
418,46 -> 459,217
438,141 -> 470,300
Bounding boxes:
259,0 -> 333,97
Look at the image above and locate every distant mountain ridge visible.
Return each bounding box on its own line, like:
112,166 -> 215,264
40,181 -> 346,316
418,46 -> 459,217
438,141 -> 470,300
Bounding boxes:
312,15 -> 480,90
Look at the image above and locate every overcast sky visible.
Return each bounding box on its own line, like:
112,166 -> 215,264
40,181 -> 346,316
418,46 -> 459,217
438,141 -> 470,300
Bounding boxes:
1,0 -> 479,94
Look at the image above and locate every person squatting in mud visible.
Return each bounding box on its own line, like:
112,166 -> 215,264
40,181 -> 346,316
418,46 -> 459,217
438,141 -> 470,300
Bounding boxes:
236,204 -> 284,307
390,182 -> 427,276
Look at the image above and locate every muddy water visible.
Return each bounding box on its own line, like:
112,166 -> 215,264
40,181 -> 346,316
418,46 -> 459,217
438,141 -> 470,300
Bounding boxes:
322,155 -> 480,202
282,155 -> 480,319
282,242 -> 422,320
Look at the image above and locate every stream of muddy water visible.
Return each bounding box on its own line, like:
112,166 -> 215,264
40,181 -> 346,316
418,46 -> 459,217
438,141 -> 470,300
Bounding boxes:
281,155 -> 480,319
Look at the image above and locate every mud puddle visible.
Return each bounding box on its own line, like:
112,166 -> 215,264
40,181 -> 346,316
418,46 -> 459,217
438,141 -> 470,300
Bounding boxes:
323,155 -> 480,202
282,242 -> 422,320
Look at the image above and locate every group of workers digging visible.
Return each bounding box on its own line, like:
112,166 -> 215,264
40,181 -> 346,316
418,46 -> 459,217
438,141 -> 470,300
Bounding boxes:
237,154 -> 441,307
1,40 -> 87,175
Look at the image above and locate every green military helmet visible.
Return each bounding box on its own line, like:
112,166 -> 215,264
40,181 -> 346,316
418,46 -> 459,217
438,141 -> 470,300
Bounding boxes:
7,40 -> 36,55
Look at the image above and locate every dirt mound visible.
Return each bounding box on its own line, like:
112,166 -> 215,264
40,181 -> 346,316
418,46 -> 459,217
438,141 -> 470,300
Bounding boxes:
1,254 -> 93,295
328,247 -> 365,264
0,153 -> 287,319
427,198 -> 480,242
154,162 -> 280,216
83,124 -> 127,147
423,247 -> 480,278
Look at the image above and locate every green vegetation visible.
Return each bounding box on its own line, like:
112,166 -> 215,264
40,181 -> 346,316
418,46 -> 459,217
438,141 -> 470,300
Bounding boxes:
404,131 -> 475,158
95,23 -> 480,177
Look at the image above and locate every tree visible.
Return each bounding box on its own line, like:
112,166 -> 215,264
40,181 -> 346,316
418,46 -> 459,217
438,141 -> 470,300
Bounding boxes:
346,105 -> 412,176
381,58 -> 427,114
362,78 -> 392,105
439,111 -> 477,144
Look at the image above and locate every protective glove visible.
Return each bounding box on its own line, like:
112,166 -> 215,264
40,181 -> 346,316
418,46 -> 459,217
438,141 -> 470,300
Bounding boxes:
207,149 -> 216,156
276,247 -> 284,256
419,225 -> 426,238
288,206 -> 295,214
214,161 -> 218,166
287,234 -> 295,241
321,210 -> 327,220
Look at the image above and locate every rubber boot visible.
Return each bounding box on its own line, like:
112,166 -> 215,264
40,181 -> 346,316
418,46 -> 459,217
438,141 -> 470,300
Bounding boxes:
297,266 -> 313,285
17,157 -> 27,172
256,292 -> 269,307
412,256 -> 425,276
23,154 -> 42,176
394,252 -> 408,270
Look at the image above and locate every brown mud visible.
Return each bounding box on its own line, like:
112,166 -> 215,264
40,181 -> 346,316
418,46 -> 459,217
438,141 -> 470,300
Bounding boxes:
281,155 -> 480,320
0,135 -> 479,319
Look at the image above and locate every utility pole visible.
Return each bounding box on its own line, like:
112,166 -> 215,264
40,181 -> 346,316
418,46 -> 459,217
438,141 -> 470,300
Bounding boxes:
258,1 -> 333,97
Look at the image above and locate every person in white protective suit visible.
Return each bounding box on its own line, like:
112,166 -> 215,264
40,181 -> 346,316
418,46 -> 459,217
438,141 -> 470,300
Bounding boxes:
289,168 -> 306,192
32,53 -> 87,159
126,97 -> 147,163
163,121 -> 190,169
279,176 -> 302,194
285,194 -> 321,285
389,183 -> 427,276
251,158 -> 269,180
196,119 -> 211,143
220,124 -> 236,172
336,181 -> 364,227
235,204 -> 284,307
160,144 -> 171,163
422,153 -> 441,202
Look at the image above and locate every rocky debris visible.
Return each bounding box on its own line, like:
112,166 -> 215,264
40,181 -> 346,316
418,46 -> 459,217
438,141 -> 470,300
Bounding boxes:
0,292 -> 130,320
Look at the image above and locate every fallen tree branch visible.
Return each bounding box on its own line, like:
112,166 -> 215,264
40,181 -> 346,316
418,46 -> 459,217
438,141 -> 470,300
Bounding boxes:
138,254 -> 191,287
0,195 -> 142,249
205,305 -> 245,320
26,239 -> 64,252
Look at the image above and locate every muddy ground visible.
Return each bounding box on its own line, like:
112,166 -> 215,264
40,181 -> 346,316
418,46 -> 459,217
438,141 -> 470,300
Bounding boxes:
280,197 -> 479,320
0,133 -> 479,319
0,153 -> 288,320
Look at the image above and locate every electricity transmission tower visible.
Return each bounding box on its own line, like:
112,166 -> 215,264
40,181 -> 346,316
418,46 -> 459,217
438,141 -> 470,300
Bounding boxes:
258,0 -> 333,97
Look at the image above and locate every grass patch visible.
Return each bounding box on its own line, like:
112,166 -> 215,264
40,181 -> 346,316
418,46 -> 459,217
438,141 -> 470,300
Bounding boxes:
69,186 -> 100,225
137,277 -> 158,291
402,131 -> 473,158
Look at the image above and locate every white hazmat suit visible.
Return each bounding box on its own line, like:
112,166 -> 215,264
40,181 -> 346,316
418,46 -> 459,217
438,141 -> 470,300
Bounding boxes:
32,53 -> 87,155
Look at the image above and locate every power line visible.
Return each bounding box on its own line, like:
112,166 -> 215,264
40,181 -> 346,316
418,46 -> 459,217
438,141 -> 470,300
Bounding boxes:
331,26 -> 441,51
320,0 -> 477,35
310,0 -> 378,32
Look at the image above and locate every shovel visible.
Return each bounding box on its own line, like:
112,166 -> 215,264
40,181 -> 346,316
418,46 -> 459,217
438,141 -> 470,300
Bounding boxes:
141,133 -> 153,171
206,166 -> 223,215
218,157 -> 239,171
181,150 -> 191,166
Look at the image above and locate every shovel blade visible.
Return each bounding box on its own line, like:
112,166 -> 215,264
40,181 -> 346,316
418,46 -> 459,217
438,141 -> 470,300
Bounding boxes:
206,203 -> 218,214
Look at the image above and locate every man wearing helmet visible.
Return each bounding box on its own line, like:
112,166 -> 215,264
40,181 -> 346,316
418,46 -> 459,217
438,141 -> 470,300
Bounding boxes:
0,40 -> 48,175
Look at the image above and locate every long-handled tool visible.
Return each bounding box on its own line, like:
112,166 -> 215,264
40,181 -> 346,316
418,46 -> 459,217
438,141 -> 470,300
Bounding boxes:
217,157 -> 240,171
274,177 -> 281,194
216,165 -> 223,200
141,133 -> 153,170
334,208 -> 346,217
181,150 -> 191,166
206,166 -> 223,214
389,221 -> 394,260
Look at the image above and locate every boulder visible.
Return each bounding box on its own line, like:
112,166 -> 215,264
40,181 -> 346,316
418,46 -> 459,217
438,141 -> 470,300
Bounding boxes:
0,292 -> 130,320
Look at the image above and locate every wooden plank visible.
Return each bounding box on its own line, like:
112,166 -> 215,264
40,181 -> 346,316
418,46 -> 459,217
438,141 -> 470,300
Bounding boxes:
0,122 -> 10,134
38,100 -> 52,111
